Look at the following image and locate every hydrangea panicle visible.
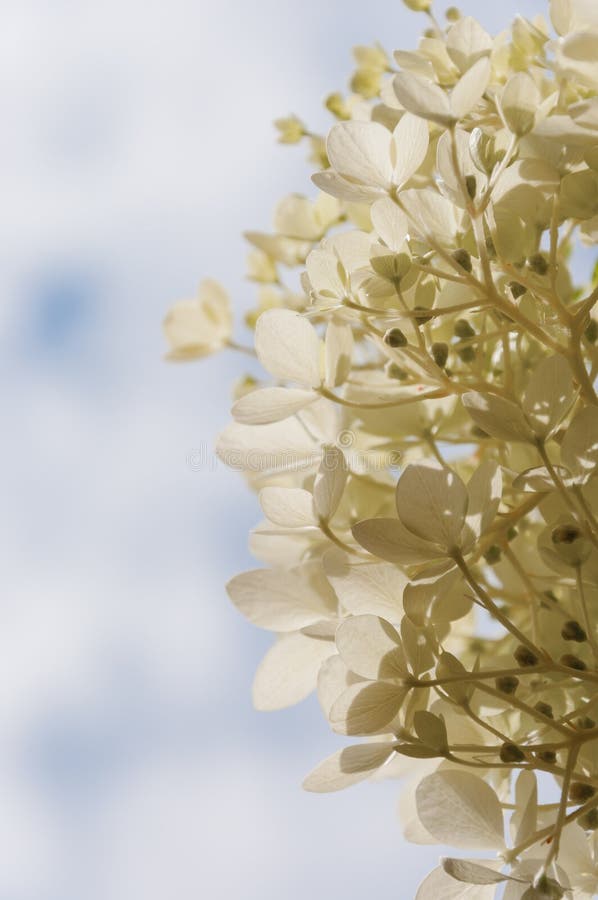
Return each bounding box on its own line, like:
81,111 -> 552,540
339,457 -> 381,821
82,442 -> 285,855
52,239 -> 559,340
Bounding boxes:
164,1 -> 598,895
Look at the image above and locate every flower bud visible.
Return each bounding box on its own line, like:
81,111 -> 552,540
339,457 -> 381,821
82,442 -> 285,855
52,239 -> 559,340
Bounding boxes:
576,716 -> 596,730
569,782 -> 596,802
325,93 -> 351,120
552,524 -> 581,545
413,305 -> 433,325
536,749 -> 557,764
431,342 -> 448,368
534,702 -> 553,719
465,175 -> 477,201
445,5 -> 461,19
454,319 -> 475,339
274,115 -> 305,144
561,620 -> 587,642
560,654 -> 587,671
452,248 -> 472,272
384,328 -> 408,348
496,675 -> 519,694
580,809 -> 598,830
514,645 -> 538,667
458,345 -> 476,363
509,281 -> 527,299
484,545 -> 502,565
386,362 -> 408,381
528,253 -> 549,275
500,742 -> 525,763
401,0 -> 432,10
585,319 -> 598,343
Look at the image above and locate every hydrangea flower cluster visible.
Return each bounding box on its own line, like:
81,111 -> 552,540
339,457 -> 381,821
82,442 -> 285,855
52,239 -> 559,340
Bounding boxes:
164,1 -> 598,895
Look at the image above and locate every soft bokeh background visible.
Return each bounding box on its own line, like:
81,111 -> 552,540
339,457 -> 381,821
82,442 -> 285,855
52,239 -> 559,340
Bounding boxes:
2,1 -> 546,897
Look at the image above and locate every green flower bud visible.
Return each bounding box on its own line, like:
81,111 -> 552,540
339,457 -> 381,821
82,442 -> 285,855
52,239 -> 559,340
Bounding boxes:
325,93 -> 351,120
402,0 -> 432,11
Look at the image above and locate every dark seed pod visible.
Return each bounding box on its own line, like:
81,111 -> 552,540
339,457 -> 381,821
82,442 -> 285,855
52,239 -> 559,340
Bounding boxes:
413,305 -> 433,325
431,342 -> 449,368
452,248 -> 472,272
560,654 -> 587,671
454,318 -> 476,339
585,319 -> 598,343
534,702 -> 553,719
484,545 -> 501,565
569,782 -> 596,802
536,750 -> 557,764
509,281 -> 527,299
500,742 -> 525,763
561,620 -> 587,643
457,345 -> 476,363
580,809 -> 598,830
496,675 -> 519,694
577,716 -> 596,730
528,253 -> 548,275
514,645 -> 538,667
384,328 -> 407,348
552,524 -> 581,544
385,362 -> 408,381
465,175 -> 477,201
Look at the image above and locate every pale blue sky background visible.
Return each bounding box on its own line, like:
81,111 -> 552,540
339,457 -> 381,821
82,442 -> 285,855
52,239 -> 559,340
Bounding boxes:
0,1 -> 546,897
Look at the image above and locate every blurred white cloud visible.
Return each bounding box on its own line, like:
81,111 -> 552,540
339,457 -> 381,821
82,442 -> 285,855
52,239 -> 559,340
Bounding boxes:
0,0 -> 546,897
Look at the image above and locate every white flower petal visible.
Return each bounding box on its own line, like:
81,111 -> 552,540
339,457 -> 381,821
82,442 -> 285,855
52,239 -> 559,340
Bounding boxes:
255,308 -> 322,387
450,57 -> 491,120
232,386 -> 317,424
521,354 -> 575,440
303,743 -> 394,793
371,198 -> 409,251
391,113 -> 429,186
396,461 -> 468,549
226,562 -> 337,632
252,632 -> 333,711
462,392 -> 535,443
393,71 -> 453,126
330,681 -> 408,735
326,121 -> 393,189
416,770 -> 505,850
336,614 -> 407,680
259,487 -> 317,528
